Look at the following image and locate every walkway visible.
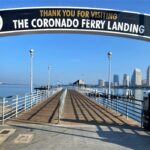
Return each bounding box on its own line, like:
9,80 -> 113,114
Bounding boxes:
1,123 -> 150,150
2,89 -> 150,150
61,90 -> 138,126
8,89 -> 139,127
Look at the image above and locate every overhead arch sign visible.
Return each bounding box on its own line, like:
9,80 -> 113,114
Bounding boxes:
0,7 -> 149,41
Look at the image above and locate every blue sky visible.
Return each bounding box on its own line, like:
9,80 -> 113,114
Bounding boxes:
0,0 -> 150,85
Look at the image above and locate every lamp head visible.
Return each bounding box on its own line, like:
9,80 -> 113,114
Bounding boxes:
108,51 -> 112,59
30,49 -> 34,56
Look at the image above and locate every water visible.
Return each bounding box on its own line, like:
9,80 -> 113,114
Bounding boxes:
0,84 -> 30,97
0,84 -> 145,101
112,88 -> 144,100
94,87 -> 145,100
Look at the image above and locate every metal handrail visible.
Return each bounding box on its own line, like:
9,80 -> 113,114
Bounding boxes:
95,97 -> 143,123
76,87 -> 143,125
58,89 -> 67,123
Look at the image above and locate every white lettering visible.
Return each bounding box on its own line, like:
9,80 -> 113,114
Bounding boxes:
139,25 -> 145,34
13,19 -> 29,29
31,19 -> 36,28
107,21 -> 111,30
107,21 -> 145,34
81,19 -> 105,29
31,18 -> 79,28
13,20 -> 18,29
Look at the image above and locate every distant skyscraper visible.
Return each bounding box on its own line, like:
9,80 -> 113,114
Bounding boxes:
131,68 -> 142,86
147,65 -> 150,86
123,74 -> 130,87
142,79 -> 147,86
105,81 -> 109,87
113,74 -> 119,86
98,79 -> 104,87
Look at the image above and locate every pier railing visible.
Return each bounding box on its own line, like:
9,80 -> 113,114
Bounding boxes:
77,87 -> 143,125
95,98 -> 143,124
0,88 -> 62,125
58,89 -> 67,123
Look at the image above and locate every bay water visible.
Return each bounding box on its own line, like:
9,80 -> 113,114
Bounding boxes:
0,84 -> 30,98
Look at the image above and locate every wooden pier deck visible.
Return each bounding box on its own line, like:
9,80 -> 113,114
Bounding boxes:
9,89 -> 139,126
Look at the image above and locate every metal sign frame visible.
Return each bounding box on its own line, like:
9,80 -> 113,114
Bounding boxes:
0,7 -> 149,41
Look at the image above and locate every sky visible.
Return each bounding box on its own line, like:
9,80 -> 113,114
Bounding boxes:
0,0 -> 150,85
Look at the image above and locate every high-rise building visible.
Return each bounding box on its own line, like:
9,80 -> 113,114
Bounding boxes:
113,74 -> 119,86
123,74 -> 130,87
147,65 -> 150,86
142,79 -> 147,86
98,79 -> 104,87
105,81 -> 109,87
131,68 -> 142,86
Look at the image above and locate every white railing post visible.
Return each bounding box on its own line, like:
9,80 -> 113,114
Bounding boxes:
46,90 -> 48,99
102,98 -> 104,106
24,94 -> 27,111
42,91 -> 44,100
41,91 -> 43,101
16,95 -> 18,118
40,91 -> 42,101
52,90 -> 54,95
38,91 -> 40,102
30,93 -> 33,107
126,99 -> 128,119
48,89 -> 51,97
33,93 -> 35,105
44,91 -> 46,99
46,90 -> 48,98
32,93 -> 34,105
41,91 -> 43,100
116,99 -> 118,114
141,101 -> 144,127
48,90 -> 49,97
2,97 -> 5,125
35,91 -> 38,104
34,92 -> 36,105
37,90 -> 40,102
33,92 -> 35,105
111,99 -> 112,109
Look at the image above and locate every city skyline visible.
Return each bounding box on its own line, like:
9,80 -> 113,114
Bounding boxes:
0,0 -> 150,86
99,65 -> 150,87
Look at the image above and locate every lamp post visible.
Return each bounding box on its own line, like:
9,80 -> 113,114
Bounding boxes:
48,65 -> 50,91
29,49 -> 34,94
107,51 -> 112,99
